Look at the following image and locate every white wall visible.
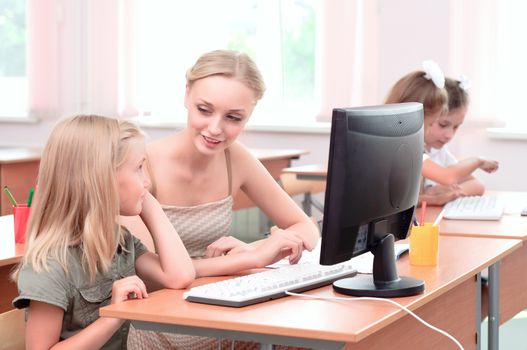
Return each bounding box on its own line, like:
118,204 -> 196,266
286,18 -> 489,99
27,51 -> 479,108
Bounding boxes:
449,128 -> 526,191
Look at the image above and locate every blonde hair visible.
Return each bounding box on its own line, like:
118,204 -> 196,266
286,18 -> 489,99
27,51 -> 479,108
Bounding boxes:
15,115 -> 143,282
186,49 -> 266,101
385,71 -> 448,120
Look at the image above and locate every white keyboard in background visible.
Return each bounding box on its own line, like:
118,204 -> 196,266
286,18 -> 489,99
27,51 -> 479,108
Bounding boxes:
443,195 -> 504,221
183,262 -> 357,307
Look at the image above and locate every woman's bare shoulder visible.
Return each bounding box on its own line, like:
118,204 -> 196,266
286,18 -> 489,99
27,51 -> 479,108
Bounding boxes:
228,141 -> 254,160
228,142 -> 261,171
147,134 -> 181,161
148,136 -> 170,152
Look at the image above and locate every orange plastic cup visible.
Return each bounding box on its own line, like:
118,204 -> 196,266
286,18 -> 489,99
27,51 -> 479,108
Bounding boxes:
13,204 -> 31,244
409,223 -> 439,266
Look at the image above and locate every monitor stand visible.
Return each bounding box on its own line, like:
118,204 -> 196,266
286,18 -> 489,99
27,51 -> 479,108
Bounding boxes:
333,234 -> 424,298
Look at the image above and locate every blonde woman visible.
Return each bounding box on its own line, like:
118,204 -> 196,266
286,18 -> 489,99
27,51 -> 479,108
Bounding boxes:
12,115 -> 194,349
124,50 -> 319,349
124,49 -> 318,275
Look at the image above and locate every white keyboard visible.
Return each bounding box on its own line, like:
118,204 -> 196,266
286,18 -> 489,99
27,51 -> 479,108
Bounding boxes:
443,196 -> 504,221
183,262 -> 357,307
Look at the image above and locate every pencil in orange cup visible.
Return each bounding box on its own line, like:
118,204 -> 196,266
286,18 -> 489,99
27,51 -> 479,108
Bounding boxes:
420,201 -> 427,226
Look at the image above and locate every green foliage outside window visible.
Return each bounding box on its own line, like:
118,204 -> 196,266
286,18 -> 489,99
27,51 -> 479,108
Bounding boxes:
0,0 -> 26,76
282,4 -> 315,103
226,1 -> 316,106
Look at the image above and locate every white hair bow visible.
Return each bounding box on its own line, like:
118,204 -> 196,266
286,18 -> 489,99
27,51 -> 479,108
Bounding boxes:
422,60 -> 445,89
458,74 -> 471,92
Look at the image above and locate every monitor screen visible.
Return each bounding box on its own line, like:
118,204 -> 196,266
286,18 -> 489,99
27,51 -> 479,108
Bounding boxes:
320,102 -> 425,297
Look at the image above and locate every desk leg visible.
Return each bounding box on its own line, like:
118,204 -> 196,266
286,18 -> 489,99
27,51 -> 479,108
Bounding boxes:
488,262 -> 500,350
302,192 -> 324,216
260,344 -> 272,350
302,192 -> 313,216
476,272 -> 481,350
311,197 -> 324,213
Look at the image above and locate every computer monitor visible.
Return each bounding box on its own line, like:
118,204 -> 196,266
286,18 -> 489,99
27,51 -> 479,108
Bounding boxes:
320,102 -> 425,298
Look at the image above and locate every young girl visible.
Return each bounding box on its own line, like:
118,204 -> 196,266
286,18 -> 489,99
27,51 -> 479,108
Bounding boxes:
124,50 -> 319,349
421,76 -> 499,204
385,61 -> 497,205
12,115 -> 194,349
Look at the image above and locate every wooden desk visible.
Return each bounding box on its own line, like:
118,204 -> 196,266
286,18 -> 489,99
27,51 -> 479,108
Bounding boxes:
101,236 -> 520,349
282,164 -> 326,215
420,191 -> 527,326
282,164 -> 326,182
0,147 -> 41,215
281,169 -> 524,349
233,149 -> 308,210
0,215 -> 24,312
422,192 -> 527,240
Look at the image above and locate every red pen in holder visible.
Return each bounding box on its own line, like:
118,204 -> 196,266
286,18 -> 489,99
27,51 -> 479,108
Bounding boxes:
13,204 -> 31,244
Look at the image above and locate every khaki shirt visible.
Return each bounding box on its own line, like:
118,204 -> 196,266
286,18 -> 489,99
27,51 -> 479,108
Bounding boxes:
13,226 -> 148,350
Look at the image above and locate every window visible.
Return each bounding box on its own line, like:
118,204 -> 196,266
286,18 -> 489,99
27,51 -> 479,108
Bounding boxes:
132,0 -> 319,126
0,0 -> 26,118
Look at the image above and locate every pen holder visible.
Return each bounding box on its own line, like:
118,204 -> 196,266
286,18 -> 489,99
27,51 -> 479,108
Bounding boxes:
13,204 -> 31,244
409,223 -> 439,266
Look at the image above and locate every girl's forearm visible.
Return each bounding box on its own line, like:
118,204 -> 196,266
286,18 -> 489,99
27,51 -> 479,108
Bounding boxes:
46,317 -> 124,350
423,158 -> 482,185
453,157 -> 484,178
193,253 -> 257,278
418,193 -> 451,206
250,220 -> 319,251
458,178 -> 485,196
281,221 -> 319,251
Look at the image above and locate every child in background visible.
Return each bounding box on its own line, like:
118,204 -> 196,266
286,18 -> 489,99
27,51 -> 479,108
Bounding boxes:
12,115 -> 194,349
385,61 -> 498,205
420,76 -> 499,205
385,60 -> 459,205
385,60 -> 448,124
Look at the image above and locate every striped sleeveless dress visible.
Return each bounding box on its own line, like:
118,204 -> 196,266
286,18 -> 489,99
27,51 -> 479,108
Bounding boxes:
127,150 -> 259,349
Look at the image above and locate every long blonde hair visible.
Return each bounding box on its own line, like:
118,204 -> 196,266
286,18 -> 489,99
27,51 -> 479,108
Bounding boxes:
385,71 -> 448,121
186,49 -> 266,101
15,115 -> 143,282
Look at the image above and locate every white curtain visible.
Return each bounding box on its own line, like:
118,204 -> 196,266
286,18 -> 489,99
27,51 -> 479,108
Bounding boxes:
27,0 -> 59,119
28,0 -> 514,127
27,0 -> 134,119
316,0 -> 380,121
447,0 -> 499,125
